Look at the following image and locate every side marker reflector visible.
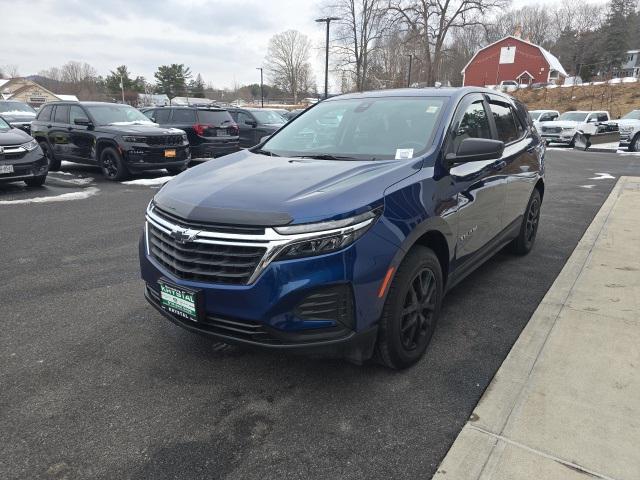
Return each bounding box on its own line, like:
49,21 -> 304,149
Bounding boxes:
378,267 -> 395,298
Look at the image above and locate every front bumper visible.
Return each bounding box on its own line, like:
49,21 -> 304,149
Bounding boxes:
124,145 -> 190,171
0,149 -> 47,183
541,132 -> 574,144
139,219 -> 398,361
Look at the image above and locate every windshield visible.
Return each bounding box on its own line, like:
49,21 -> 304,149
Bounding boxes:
557,112 -> 588,122
85,104 -> 154,126
621,110 -> 640,120
529,111 -> 542,120
0,116 -> 10,129
260,96 -> 446,160
0,102 -> 36,114
252,110 -> 286,125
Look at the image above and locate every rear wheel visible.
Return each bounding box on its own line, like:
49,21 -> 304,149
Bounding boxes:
510,189 -> 541,255
99,147 -> 129,181
376,246 -> 443,369
24,175 -> 47,187
40,142 -> 60,171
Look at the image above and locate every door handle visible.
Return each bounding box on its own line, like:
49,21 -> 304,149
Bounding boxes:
493,160 -> 507,169
47,125 -> 52,128
67,127 -> 73,131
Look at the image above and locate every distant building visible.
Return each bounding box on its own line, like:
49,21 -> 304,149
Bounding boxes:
462,35 -> 567,87
0,78 -> 78,107
137,93 -> 170,107
615,50 -> 640,79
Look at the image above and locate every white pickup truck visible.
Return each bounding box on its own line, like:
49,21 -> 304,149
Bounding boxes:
538,111 -> 610,146
614,110 -> 640,151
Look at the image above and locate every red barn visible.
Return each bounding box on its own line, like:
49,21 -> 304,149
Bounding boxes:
462,36 -> 567,87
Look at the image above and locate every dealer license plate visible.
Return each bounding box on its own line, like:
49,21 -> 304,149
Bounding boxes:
0,164 -> 14,174
216,130 -> 229,137
164,149 -> 176,158
158,280 -> 201,322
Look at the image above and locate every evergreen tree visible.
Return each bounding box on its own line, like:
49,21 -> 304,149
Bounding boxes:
189,73 -> 205,98
154,64 -> 192,98
602,0 -> 637,74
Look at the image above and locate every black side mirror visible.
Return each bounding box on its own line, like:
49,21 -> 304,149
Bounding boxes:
150,117 -> 156,123
446,138 -> 504,167
245,120 -> 258,128
74,117 -> 92,126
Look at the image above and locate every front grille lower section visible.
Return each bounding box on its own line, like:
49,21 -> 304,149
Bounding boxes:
146,135 -> 184,146
542,127 -> 561,134
147,223 -> 266,285
295,285 -> 355,329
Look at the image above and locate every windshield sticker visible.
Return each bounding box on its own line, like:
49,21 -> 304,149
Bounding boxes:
395,149 -> 414,160
426,105 -> 439,114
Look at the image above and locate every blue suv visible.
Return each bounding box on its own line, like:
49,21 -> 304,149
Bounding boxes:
139,88 -> 545,369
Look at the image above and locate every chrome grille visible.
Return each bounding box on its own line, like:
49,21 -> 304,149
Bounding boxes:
147,223 -> 266,284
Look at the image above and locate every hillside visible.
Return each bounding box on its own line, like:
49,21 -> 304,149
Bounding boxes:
512,82 -> 640,118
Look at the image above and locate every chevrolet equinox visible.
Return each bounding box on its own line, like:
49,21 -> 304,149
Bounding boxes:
139,88 -> 545,369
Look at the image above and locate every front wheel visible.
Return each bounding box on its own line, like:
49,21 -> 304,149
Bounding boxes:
630,133 -> 640,152
25,175 -> 47,187
510,189 -> 541,255
99,147 -> 129,181
376,246 -> 443,369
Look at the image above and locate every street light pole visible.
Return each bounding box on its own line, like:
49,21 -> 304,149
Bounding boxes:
315,17 -> 340,99
406,54 -> 413,88
256,67 -> 264,108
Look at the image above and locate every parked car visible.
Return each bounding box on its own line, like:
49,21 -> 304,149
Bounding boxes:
529,110 -> 559,132
538,110 -> 610,146
227,107 -> 286,147
0,115 -> 47,187
0,100 -> 38,133
614,110 -> 640,151
267,108 -> 289,117
499,80 -> 519,92
143,106 -> 239,161
31,102 -> 190,180
139,87 -> 545,369
530,82 -> 554,90
284,109 -> 305,121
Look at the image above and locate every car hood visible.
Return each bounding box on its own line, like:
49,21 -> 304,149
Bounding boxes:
154,149 -> 417,226
97,124 -> 182,135
0,128 -> 32,145
539,120 -> 580,129
612,119 -> 640,128
1,112 -> 36,122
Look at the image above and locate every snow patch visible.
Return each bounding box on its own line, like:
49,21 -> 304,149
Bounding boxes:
121,176 -> 173,186
589,173 -> 615,180
579,185 -> 596,189
0,187 -> 99,205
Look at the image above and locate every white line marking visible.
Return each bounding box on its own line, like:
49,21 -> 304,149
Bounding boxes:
579,185 -> 595,189
589,172 -> 615,180
0,187 -> 99,205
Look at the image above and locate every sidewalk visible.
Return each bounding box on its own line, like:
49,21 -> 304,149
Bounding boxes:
434,177 -> 640,480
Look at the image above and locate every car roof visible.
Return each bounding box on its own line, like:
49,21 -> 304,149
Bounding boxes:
328,87 -> 508,103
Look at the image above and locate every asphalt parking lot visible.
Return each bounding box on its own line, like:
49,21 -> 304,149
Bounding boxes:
2,149 -> 639,480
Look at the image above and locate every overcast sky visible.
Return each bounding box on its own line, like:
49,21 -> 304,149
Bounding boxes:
4,0 -> 607,90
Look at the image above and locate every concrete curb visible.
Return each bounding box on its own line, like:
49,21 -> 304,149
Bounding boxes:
433,177 -> 633,480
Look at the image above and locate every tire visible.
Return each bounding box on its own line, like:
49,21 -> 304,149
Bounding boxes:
40,142 -> 60,171
569,134 -> 578,148
510,189 -> 541,255
24,175 -> 47,187
166,165 -> 187,175
630,133 -> 640,152
99,147 -> 129,181
376,246 -> 443,369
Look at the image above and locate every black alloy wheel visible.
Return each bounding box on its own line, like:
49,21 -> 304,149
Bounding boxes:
400,268 -> 437,351
525,196 -> 540,243
100,147 -> 129,181
510,188 -> 541,255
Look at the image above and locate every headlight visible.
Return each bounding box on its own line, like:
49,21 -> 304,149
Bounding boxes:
21,139 -> 39,151
273,210 -> 379,260
561,127 -> 575,131
122,135 -> 147,143
181,133 -> 188,143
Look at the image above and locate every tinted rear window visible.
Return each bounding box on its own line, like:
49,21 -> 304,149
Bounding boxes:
197,110 -> 233,125
154,109 -> 171,123
172,109 -> 197,123
38,105 -> 53,121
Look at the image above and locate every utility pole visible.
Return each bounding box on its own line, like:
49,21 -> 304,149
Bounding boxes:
256,67 -> 264,107
119,74 -> 125,103
406,54 -> 413,88
315,17 -> 340,99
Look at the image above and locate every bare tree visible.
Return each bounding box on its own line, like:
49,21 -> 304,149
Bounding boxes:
2,64 -> 20,78
264,30 -> 313,103
485,6 -> 551,46
330,0 -> 389,91
388,0 -> 508,84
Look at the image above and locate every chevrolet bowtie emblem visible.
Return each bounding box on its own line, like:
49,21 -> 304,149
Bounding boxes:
170,227 -> 200,244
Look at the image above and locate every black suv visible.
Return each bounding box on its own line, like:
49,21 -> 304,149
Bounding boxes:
31,102 -> 190,180
227,108 -> 286,148
143,106 -> 239,161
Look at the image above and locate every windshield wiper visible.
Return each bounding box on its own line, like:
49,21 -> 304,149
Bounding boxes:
294,154 -> 358,161
253,148 -> 279,157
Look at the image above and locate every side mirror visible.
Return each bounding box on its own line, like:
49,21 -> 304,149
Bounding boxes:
74,117 -> 92,126
150,117 -> 156,123
245,120 -> 258,128
446,138 -> 504,167
587,118 -> 598,123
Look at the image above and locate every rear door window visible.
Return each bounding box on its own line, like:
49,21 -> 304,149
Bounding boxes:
54,105 -> 70,124
172,109 -> 197,123
154,109 -> 171,123
37,105 -> 53,121
489,101 -> 523,144
197,110 -> 233,126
